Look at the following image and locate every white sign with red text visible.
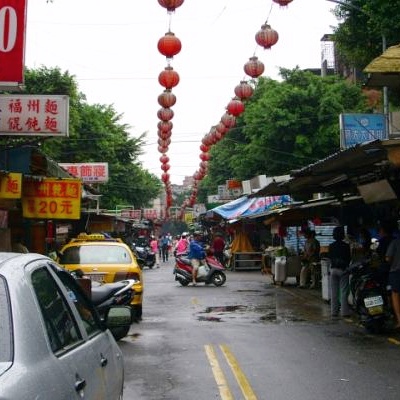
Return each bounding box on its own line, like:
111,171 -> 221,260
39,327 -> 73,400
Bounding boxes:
0,95 -> 69,136
0,0 -> 27,88
59,163 -> 109,183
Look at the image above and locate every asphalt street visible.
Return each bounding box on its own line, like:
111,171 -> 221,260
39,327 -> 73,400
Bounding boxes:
119,257 -> 400,400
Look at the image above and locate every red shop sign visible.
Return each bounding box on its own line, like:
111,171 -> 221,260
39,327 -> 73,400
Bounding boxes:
0,0 -> 27,86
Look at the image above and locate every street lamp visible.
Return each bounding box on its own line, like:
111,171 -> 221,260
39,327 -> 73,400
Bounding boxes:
326,0 -> 388,116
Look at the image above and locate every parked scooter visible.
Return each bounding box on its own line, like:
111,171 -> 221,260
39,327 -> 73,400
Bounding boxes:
348,259 -> 390,333
131,243 -> 156,269
72,269 -> 136,340
174,254 -> 226,287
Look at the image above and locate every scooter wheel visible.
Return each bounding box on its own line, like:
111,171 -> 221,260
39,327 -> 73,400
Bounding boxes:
110,325 -> 131,341
178,279 -> 190,286
211,271 -> 226,287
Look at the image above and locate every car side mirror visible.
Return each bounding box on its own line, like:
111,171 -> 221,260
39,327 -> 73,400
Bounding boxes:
105,306 -> 133,327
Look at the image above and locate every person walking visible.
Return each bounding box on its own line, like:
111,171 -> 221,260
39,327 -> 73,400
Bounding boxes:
160,234 -> 169,262
328,226 -> 352,318
299,229 -> 320,288
212,233 -> 225,265
188,232 -> 206,286
385,237 -> 400,330
150,236 -> 160,268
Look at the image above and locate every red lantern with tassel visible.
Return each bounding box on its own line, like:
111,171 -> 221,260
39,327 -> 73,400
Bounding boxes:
161,163 -> 170,172
244,56 -> 265,78
158,66 -> 180,89
216,122 -> 229,135
200,144 -> 209,152
158,90 -> 176,108
158,0 -> 184,12
161,173 -> 170,183
157,107 -> 174,121
157,31 -> 182,58
234,81 -> 254,100
227,98 -> 245,116
158,145 -> 169,153
158,138 -> 171,146
199,152 -> 210,161
255,24 -> 279,49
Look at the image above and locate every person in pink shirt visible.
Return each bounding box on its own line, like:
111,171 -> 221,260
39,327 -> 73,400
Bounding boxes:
150,236 -> 160,268
175,233 -> 189,256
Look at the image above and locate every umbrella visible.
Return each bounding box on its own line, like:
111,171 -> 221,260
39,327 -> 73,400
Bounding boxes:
363,43 -> 400,88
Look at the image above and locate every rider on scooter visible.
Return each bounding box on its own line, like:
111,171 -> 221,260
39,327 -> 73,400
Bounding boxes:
188,232 -> 206,286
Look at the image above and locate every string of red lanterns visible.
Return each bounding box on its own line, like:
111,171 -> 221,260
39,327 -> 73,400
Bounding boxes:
178,1 -> 295,220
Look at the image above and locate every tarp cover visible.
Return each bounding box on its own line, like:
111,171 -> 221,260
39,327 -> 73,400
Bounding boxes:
211,195 -> 291,220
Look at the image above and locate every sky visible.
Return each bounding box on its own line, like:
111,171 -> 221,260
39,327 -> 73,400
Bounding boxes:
25,0 -> 338,185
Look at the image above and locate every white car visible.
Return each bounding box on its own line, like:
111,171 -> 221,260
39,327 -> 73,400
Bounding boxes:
0,252 -> 131,400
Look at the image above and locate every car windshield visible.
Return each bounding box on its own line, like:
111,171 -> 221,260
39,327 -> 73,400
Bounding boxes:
0,276 -> 12,362
60,245 -> 132,264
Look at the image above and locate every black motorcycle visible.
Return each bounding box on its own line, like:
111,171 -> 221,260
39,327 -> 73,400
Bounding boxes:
131,243 -> 156,269
348,259 -> 390,333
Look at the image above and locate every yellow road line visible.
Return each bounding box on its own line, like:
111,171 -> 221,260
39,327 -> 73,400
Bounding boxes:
220,344 -> 258,400
204,345 -> 234,400
388,337 -> 400,345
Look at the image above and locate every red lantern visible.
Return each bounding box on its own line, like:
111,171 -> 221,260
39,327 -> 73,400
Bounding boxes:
234,81 -> 254,100
157,31 -> 182,58
244,56 -> 265,78
272,0 -> 293,7
158,0 -> 184,12
200,161 -> 208,170
158,145 -> 168,153
158,120 -> 173,133
158,90 -> 176,108
199,152 -> 210,161
161,173 -> 170,183
200,144 -> 209,152
158,138 -> 171,146
255,24 -> 279,49
216,122 -> 229,135
161,163 -> 170,172
221,113 -> 236,128
160,154 -> 169,163
157,107 -> 174,121
202,135 -> 213,147
158,130 -> 172,140
159,66 -> 180,89
227,98 -> 245,116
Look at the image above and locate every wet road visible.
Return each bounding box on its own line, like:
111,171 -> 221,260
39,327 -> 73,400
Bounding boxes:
119,258 -> 400,400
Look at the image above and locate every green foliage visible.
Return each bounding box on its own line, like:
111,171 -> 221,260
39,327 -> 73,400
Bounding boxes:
205,68 -> 369,185
21,66 -> 161,209
332,0 -> 400,70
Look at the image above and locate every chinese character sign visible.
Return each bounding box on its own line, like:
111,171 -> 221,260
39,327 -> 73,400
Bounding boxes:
0,172 -> 21,198
0,95 -> 69,136
340,113 -> 388,149
59,162 -> 109,183
143,209 -> 158,220
0,0 -> 27,85
22,178 -> 81,219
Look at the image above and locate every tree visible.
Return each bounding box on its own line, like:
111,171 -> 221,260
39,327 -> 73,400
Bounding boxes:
332,0 -> 400,70
20,66 -> 161,209
202,68 -> 369,193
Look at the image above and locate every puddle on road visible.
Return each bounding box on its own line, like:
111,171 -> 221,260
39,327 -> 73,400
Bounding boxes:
198,316 -> 223,322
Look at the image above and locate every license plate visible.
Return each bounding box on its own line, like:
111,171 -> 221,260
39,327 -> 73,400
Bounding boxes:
86,273 -> 106,282
367,305 -> 383,316
364,295 -> 384,308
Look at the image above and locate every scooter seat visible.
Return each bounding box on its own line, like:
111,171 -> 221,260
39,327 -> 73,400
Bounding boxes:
178,256 -> 192,265
91,281 -> 129,305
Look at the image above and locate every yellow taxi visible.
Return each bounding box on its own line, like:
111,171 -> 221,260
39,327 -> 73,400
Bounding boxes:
58,233 -> 143,319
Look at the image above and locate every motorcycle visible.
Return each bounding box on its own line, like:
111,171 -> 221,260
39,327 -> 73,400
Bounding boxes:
348,259 -> 390,333
72,269 -> 137,340
131,243 -> 156,269
174,253 -> 226,287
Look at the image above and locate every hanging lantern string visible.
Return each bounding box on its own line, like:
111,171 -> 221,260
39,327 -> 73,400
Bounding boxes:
263,2 -> 274,25
168,12 -> 173,31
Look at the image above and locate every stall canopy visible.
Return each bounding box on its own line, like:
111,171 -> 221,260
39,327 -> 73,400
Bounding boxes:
209,195 -> 292,220
363,43 -> 400,88
249,139 -> 400,201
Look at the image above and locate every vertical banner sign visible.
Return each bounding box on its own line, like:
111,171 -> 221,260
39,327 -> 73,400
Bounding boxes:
22,178 -> 82,220
0,172 -> 21,198
0,0 -> 27,85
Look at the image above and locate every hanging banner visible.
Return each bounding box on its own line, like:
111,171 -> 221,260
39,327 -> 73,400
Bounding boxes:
22,178 -> 81,219
0,172 -> 22,198
0,0 -> 27,87
0,95 -> 69,136
59,162 -> 109,183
